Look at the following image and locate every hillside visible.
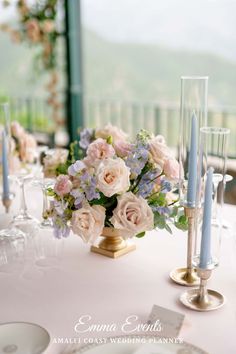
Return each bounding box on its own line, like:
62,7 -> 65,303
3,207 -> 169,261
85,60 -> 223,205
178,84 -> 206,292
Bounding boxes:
1,29 -> 236,106
83,30 -> 236,106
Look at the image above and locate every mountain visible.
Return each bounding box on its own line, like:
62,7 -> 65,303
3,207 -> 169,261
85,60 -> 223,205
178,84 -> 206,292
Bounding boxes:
1,29 -> 236,107
83,30 -> 236,106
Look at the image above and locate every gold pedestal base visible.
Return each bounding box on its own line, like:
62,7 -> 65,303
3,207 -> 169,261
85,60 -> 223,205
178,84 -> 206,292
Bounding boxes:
170,267 -> 200,286
180,288 -> 225,311
90,227 -> 136,258
91,243 -> 136,258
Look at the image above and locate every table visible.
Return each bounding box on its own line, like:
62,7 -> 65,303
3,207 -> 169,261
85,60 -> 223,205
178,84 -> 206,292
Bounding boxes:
0,186 -> 236,354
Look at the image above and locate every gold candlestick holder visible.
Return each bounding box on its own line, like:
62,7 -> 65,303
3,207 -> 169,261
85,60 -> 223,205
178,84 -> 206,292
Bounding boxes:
2,193 -> 14,213
180,266 -> 225,311
170,206 -> 200,286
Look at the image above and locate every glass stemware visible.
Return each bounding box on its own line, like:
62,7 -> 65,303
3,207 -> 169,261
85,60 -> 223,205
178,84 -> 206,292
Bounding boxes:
33,177 -> 55,228
0,227 -> 26,274
9,164 -> 39,231
194,127 -> 230,268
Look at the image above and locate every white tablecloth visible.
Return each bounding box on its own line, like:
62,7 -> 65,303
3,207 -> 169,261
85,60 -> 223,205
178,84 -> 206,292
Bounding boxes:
0,186 -> 236,354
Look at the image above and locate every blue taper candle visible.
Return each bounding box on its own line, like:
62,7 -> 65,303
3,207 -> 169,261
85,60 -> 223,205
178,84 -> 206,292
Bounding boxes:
199,167 -> 214,269
187,113 -> 198,206
1,129 -> 10,199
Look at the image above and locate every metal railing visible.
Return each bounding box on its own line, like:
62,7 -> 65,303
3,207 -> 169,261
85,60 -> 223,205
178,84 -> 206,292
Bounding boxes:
84,97 -> 236,158
2,95 -> 236,158
8,96 -> 54,133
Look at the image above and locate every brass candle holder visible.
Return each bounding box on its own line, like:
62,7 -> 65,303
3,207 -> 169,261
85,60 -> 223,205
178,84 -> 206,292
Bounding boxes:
170,206 -> 200,286
2,193 -> 14,213
180,265 -> 225,311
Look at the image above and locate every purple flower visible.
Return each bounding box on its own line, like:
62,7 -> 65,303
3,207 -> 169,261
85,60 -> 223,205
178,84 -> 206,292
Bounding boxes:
79,128 -> 94,150
137,169 -> 161,198
80,171 -> 100,201
151,206 -> 171,216
53,216 -> 70,239
161,179 -> 172,193
126,144 -> 149,178
53,199 -> 68,216
68,160 -> 86,176
70,189 -> 85,209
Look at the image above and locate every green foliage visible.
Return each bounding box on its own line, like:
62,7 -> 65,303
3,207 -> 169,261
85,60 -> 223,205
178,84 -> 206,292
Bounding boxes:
136,231 -> 146,238
174,214 -> 188,231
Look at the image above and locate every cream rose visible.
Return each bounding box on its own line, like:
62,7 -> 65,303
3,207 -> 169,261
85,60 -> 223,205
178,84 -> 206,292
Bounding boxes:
71,203 -> 105,244
95,123 -> 127,143
85,138 -> 115,166
11,121 -> 25,139
110,192 -> 154,238
149,136 -> 172,168
96,158 -> 130,197
163,158 -> 180,181
19,133 -> 37,163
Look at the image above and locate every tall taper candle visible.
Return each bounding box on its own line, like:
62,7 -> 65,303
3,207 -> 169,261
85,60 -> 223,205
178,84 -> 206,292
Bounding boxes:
187,113 -> 198,206
1,129 -> 10,199
199,167 -> 214,269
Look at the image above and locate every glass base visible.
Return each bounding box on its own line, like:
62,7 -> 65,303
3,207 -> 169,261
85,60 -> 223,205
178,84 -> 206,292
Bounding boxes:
0,228 -> 26,274
39,219 -> 53,229
10,216 -> 39,238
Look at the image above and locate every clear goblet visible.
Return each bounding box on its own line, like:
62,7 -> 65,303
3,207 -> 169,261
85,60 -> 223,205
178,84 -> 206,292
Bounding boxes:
33,177 -> 55,228
9,164 -> 39,235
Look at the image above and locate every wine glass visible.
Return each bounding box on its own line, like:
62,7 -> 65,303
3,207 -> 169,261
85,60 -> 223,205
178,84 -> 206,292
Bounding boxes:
33,177 -> 55,228
9,163 -> 39,233
0,227 -> 26,274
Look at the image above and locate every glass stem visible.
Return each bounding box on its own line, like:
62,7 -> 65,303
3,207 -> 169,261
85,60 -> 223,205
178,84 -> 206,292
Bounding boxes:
212,181 -> 219,220
42,186 -> 49,219
19,179 -> 28,217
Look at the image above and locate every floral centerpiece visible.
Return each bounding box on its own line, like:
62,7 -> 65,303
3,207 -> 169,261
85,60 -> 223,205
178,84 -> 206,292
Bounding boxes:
9,121 -> 37,172
42,148 -> 69,178
49,124 -> 187,256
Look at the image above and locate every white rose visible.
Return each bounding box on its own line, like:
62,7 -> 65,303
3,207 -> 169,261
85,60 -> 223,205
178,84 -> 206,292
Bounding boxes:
71,203 -> 105,244
110,192 -> 154,238
95,123 -> 127,143
96,158 -> 130,197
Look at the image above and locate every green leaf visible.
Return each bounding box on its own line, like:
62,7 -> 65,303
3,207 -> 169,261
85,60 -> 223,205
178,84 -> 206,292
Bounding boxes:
169,205 -> 178,218
56,163 -> 69,175
174,214 -> 188,231
106,135 -> 113,144
136,231 -> 146,238
47,188 -> 55,197
164,223 -> 173,234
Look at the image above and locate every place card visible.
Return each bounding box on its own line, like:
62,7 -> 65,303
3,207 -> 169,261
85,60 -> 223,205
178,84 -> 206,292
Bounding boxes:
147,304 -> 185,337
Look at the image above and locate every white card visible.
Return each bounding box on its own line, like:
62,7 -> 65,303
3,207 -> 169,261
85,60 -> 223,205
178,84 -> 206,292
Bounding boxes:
147,305 -> 185,337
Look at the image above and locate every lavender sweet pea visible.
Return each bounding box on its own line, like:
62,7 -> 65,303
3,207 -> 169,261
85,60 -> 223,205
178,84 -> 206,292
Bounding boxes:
126,143 -> 149,178
79,128 -> 94,150
137,169 -> 161,198
68,160 -> 86,176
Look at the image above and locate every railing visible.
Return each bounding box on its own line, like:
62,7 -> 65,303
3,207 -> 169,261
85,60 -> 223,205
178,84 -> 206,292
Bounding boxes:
2,95 -> 236,158
8,96 -> 54,133
84,97 -> 236,158
1,96 -> 55,146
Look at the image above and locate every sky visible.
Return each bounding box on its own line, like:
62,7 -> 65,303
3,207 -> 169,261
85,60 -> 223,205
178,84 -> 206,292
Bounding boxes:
1,0 -> 236,61
81,0 -> 236,61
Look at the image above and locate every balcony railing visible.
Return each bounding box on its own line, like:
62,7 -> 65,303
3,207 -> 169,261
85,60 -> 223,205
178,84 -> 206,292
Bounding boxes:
84,97 -> 236,158
3,95 -> 236,158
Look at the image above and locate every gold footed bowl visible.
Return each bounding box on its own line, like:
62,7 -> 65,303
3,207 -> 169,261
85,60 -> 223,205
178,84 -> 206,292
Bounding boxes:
91,227 -> 136,258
